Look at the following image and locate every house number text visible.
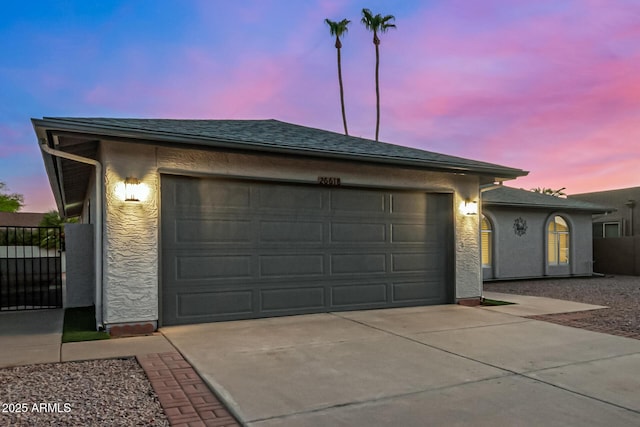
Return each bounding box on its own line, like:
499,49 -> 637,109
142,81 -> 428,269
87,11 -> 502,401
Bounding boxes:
317,177 -> 341,186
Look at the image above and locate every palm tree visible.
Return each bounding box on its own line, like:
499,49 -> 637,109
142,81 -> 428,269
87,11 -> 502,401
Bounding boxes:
325,18 -> 351,136
361,8 -> 396,141
531,187 -> 567,197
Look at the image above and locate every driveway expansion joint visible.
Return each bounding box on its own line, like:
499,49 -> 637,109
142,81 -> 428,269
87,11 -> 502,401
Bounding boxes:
137,351 -> 241,427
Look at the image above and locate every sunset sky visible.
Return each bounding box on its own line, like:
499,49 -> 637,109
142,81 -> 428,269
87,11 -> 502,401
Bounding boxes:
1,0 -> 639,212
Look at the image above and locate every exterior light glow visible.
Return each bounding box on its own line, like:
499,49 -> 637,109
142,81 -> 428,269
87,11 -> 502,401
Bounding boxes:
124,177 -> 142,202
461,200 -> 478,216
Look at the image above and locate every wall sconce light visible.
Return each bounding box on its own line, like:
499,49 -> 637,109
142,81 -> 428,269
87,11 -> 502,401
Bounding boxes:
124,177 -> 142,202
460,200 -> 479,216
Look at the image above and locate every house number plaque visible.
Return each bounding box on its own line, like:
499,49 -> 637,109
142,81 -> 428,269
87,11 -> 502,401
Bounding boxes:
317,176 -> 341,186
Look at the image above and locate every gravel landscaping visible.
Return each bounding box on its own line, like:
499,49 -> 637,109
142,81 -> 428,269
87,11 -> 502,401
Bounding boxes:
484,275 -> 640,338
0,358 -> 169,427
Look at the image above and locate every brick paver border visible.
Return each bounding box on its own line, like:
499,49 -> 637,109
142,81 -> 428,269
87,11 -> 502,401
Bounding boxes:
137,352 -> 241,427
527,311 -> 640,340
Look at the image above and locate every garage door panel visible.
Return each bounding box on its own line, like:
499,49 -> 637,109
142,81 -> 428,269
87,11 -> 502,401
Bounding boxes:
391,224 -> 438,243
330,190 -> 386,213
260,287 -> 325,311
257,185 -> 325,210
161,175 -> 453,325
393,280 -> 444,302
392,253 -> 444,273
331,222 -> 386,243
391,193 -> 428,214
331,283 -> 388,306
259,221 -> 324,243
176,219 -> 252,243
177,290 -> 253,317
174,179 -> 251,209
177,255 -> 252,280
331,253 -> 387,274
259,254 -> 325,277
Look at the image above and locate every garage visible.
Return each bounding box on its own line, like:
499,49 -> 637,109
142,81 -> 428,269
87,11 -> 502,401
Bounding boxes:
35,117 -> 529,332
161,175 -> 454,325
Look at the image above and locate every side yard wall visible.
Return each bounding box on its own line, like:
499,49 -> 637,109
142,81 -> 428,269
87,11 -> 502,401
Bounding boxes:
64,223 -> 95,308
593,236 -> 640,276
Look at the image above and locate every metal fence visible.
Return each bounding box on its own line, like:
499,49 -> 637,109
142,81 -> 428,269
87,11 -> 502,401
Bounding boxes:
0,226 -> 63,310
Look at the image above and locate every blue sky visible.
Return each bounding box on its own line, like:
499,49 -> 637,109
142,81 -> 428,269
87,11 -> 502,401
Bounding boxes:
2,0 -> 639,211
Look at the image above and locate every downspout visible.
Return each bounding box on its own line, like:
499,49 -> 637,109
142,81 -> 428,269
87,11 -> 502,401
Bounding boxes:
39,141 -> 104,330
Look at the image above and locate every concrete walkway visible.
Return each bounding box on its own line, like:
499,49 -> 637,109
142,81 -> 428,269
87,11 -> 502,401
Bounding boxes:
481,291 -> 607,316
0,308 -> 176,368
162,304 -> 640,426
0,309 -> 239,426
0,309 -> 64,367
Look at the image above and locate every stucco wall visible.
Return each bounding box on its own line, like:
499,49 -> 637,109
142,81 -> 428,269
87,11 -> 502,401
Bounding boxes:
483,207 -> 594,280
102,142 -> 159,325
100,141 -> 482,325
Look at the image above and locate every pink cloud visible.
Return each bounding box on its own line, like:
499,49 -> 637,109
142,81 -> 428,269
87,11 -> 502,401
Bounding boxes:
22,0 -> 640,203
373,0 -> 640,194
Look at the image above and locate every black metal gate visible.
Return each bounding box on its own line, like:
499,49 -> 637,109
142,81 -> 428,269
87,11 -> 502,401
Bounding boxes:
0,226 -> 63,310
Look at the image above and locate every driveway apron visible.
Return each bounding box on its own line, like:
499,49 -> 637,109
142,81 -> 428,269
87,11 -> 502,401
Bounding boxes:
161,305 -> 640,426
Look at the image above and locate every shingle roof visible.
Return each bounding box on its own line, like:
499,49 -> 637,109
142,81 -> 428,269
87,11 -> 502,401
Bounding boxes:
33,117 -> 527,179
483,186 -> 613,213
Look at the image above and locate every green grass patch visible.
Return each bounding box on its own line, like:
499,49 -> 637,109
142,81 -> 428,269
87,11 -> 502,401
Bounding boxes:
481,298 -> 515,306
62,306 -> 110,343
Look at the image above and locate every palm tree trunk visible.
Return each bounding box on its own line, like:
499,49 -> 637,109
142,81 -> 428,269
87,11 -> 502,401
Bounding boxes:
375,42 -> 380,141
337,47 -> 348,135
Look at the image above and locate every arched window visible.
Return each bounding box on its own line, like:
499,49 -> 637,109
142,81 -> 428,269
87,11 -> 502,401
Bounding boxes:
481,215 -> 492,267
548,216 -> 569,264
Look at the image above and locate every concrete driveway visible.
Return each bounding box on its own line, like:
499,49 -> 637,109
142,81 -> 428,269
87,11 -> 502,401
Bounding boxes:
162,304 -> 640,426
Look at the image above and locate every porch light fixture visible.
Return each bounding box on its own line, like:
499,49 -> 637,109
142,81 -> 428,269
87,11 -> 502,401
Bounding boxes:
124,177 -> 142,202
461,200 -> 478,216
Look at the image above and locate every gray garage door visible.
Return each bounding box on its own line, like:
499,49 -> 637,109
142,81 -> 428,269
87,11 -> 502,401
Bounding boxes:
161,175 -> 453,325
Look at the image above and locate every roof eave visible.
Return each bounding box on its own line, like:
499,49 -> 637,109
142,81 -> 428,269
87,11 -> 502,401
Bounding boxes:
483,201 -> 613,214
32,121 -> 68,217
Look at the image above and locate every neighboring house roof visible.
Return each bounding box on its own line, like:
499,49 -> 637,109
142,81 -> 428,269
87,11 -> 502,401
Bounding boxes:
571,186 -> 640,206
0,212 -> 46,227
570,186 -> 640,224
482,186 -> 613,213
32,117 -> 528,217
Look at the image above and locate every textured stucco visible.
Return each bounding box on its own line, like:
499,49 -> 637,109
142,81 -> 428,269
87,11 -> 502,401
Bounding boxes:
102,142 -> 159,324
99,141 -> 483,324
483,206 -> 594,280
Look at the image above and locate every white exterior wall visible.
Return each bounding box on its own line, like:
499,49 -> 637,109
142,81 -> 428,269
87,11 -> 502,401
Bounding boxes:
483,206 -> 595,280
100,141 -> 481,325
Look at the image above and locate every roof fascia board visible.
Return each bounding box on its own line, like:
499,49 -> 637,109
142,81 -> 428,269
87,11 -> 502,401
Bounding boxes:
483,201 -> 612,213
32,123 -> 67,216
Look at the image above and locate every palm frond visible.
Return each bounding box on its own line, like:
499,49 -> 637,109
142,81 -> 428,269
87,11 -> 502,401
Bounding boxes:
361,8 -> 374,28
379,14 -> 396,32
326,18 -> 350,37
